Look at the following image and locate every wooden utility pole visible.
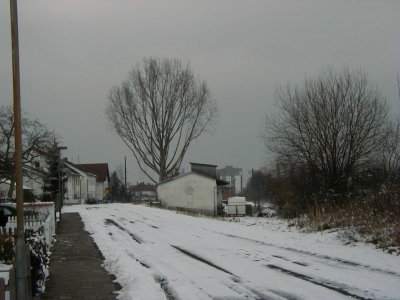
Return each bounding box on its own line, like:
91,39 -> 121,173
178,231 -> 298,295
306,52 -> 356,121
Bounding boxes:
10,0 -> 32,298
58,146 -> 67,220
124,156 -> 127,189
397,73 -> 400,207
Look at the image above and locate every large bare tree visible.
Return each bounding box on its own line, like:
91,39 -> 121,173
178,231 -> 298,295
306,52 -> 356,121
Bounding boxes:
264,67 -> 389,194
379,118 -> 400,203
0,104 -> 54,197
106,58 -> 217,183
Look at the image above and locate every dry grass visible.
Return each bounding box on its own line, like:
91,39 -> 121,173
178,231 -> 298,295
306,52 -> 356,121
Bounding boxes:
301,199 -> 400,253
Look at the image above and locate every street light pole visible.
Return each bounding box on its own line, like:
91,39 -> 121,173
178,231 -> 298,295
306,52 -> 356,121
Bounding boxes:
10,0 -> 31,298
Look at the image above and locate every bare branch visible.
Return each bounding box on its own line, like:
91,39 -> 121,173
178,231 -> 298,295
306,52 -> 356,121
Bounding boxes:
106,58 -> 217,182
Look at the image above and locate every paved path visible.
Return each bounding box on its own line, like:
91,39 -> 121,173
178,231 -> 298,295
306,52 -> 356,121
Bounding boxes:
41,213 -> 120,300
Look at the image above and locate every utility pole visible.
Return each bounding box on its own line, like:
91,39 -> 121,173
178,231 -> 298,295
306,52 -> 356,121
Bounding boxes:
124,156 -> 127,201
124,156 -> 127,189
10,0 -> 31,298
58,146 -> 67,220
397,73 -> 400,207
252,168 -> 257,212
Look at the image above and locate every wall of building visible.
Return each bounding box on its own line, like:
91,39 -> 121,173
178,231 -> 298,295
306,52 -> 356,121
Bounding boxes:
157,173 -> 218,216
95,182 -> 104,200
217,166 -> 243,196
64,172 -> 96,204
234,175 -> 242,195
64,174 -> 82,205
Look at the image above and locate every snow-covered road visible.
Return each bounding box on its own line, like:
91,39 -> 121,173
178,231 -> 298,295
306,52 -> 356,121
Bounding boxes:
65,204 -> 400,300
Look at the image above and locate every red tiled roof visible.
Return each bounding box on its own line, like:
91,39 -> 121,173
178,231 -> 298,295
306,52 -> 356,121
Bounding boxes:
76,163 -> 110,182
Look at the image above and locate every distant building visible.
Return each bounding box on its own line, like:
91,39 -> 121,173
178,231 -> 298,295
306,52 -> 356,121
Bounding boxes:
76,163 -> 110,201
63,161 -> 97,204
61,161 -> 110,204
157,162 -> 228,216
217,165 -> 242,196
129,182 -> 156,200
0,165 -> 46,200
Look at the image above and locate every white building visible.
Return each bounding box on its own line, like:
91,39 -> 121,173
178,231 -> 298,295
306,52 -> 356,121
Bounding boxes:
157,163 -> 228,216
217,165 -> 243,196
75,163 -> 110,201
62,161 -> 97,205
22,165 -> 46,198
0,165 -> 46,200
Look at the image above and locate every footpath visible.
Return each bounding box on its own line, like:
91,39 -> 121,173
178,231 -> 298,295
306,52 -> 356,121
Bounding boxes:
41,213 -> 120,300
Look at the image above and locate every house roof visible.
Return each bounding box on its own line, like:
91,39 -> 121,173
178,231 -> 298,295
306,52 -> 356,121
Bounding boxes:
157,171 -> 229,187
189,162 -> 218,168
63,161 -> 97,178
75,163 -> 110,182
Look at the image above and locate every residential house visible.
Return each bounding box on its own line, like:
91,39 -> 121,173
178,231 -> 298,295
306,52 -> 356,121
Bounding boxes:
75,163 -> 110,201
0,179 -> 35,200
0,165 -> 46,200
62,161 -> 97,205
22,165 -> 46,199
157,162 -> 228,216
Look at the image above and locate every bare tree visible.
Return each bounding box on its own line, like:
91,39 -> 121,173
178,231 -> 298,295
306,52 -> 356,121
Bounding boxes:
0,104 -> 53,197
379,118 -> 400,203
106,58 -> 217,183
264,67 -> 389,194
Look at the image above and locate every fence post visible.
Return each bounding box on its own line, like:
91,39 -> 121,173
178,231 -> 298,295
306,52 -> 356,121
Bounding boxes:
25,246 -> 32,300
0,277 -> 5,300
9,268 -> 15,300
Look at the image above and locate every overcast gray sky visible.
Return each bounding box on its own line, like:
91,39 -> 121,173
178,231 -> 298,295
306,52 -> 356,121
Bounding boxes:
1,0 -> 399,184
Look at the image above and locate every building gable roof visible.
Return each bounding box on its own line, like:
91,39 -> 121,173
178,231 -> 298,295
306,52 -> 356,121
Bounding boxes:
75,163 -> 110,182
63,161 -> 97,178
157,171 -> 228,187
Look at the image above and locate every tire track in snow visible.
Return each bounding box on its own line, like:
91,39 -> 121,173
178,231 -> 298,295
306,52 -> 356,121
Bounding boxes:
171,245 -> 236,276
225,277 -> 303,300
104,217 -> 180,300
266,264 -> 372,300
271,255 -> 309,267
153,274 -> 180,300
126,252 -> 179,300
104,219 -> 143,244
173,246 -> 277,300
217,232 -> 400,278
126,253 -> 151,269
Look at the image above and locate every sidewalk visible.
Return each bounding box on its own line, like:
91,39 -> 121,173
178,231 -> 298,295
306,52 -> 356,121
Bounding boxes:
41,213 -> 120,300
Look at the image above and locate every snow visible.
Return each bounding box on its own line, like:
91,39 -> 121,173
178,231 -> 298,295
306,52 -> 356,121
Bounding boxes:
64,204 -> 400,300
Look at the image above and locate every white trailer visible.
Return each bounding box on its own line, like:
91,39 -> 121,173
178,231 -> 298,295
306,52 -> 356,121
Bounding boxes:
226,196 -> 246,216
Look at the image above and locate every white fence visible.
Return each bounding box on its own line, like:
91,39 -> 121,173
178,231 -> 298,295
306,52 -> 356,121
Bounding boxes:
1,203 -> 55,300
1,202 -> 55,247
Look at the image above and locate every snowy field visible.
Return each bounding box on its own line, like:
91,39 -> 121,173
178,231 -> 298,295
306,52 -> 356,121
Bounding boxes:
64,204 -> 400,300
